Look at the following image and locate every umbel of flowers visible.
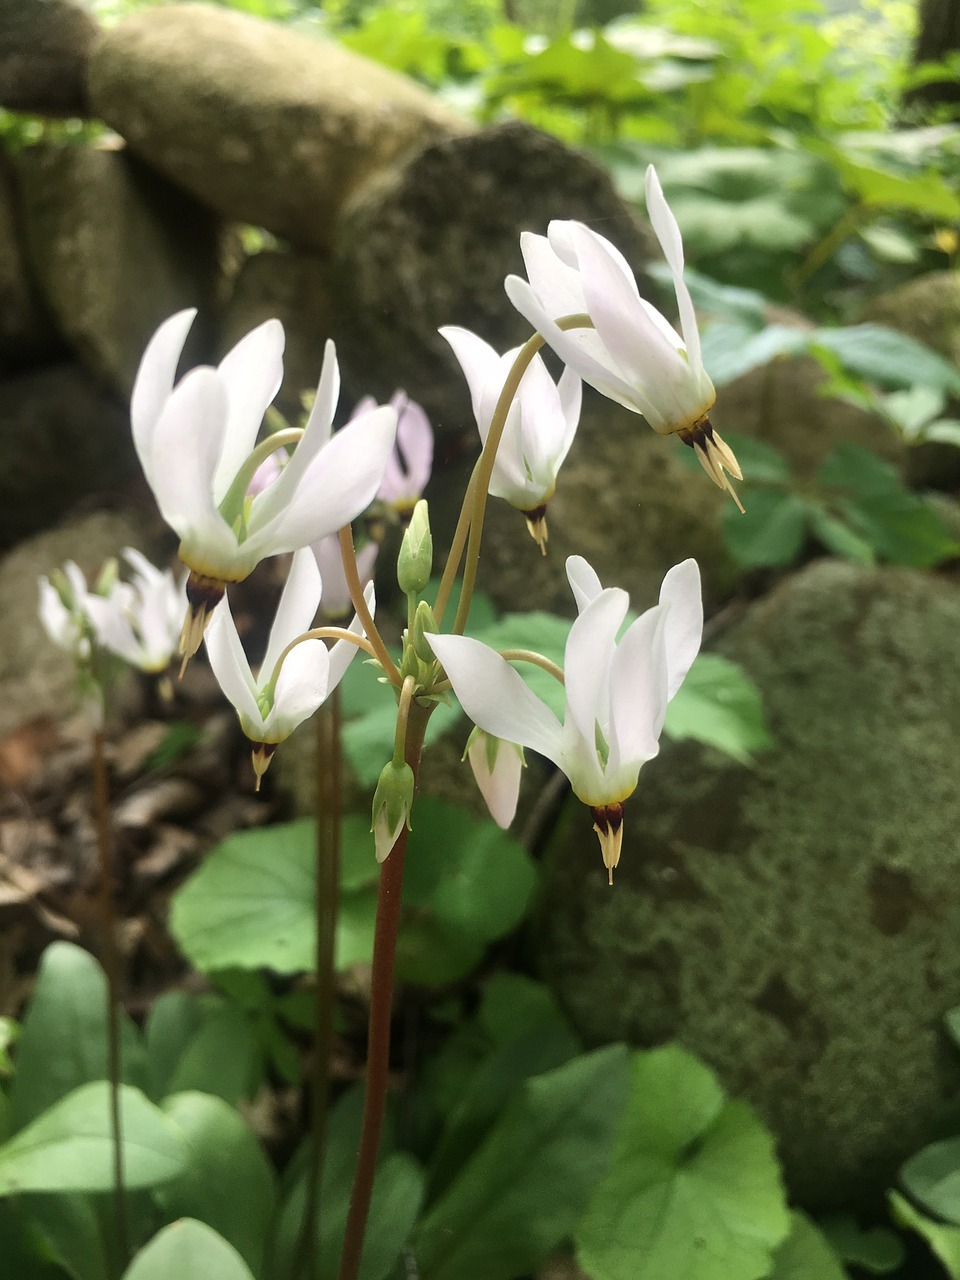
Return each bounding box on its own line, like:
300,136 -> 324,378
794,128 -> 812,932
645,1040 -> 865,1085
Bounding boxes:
45,164 -> 738,877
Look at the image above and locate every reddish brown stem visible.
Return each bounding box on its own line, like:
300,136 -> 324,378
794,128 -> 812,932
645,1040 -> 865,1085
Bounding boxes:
91,730 -> 128,1275
336,704 -> 429,1280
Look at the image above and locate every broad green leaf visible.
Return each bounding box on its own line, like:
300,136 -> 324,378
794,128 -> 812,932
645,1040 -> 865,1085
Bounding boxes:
144,992 -> 209,1103
0,1200 -> 66,1279
476,974 -> 573,1047
810,325 -> 960,395
890,1190 -> 960,1278
0,1083 -> 184,1195
17,1192 -> 111,1280
576,1044 -> 789,1280
806,503 -> 877,563
702,323 -> 810,388
156,1093 -> 277,1274
467,610 -> 570,719
122,1219 -> 255,1280
8,943 -> 146,1133
767,1212 -> 848,1279
164,1007 -> 257,1107
815,444 -> 902,498
665,653 -> 772,763
723,489 -> 809,568
900,1137 -> 960,1224
819,1213 -> 905,1273
842,492 -> 959,567
881,386 -> 944,435
414,1045 -> 630,1280
664,266 -> 768,325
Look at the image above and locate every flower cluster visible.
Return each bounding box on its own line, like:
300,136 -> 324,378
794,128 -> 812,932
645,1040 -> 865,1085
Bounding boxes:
74,163 -> 731,875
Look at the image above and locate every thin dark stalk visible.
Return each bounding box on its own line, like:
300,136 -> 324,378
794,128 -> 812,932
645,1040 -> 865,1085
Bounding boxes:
295,691 -> 343,1280
336,703 -> 430,1280
91,729 -> 127,1275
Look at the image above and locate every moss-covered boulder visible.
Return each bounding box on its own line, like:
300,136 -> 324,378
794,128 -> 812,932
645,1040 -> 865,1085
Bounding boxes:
535,559 -> 960,1208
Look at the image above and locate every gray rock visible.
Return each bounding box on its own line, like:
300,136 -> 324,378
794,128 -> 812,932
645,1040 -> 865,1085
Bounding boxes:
0,508 -> 156,736
87,3 -> 470,250
13,142 -> 219,397
0,363 -> 136,550
219,248 -> 335,421
0,0 -> 100,117
535,560 -> 960,1208
0,153 -> 64,371
331,120 -> 657,435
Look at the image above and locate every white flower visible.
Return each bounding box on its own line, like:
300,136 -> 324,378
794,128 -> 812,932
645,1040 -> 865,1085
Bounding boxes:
504,166 -> 741,507
131,311 -> 397,654
429,556 -> 702,881
38,561 -> 96,660
439,325 -> 581,552
204,548 -> 372,786
464,728 -> 525,829
85,549 -> 186,674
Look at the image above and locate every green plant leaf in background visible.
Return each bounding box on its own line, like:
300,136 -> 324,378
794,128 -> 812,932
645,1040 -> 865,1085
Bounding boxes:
0,1083 -> 184,1195
144,993 -> 256,1107
576,1044 -> 789,1280
156,1093 -> 277,1274
665,653 -> 773,762
722,488 -> 810,569
8,943 -> 147,1133
899,1136 -> 960,1225
767,1212 -> 849,1279
819,1212 -> 905,1274
890,1190 -> 960,1279
122,1219 -> 255,1280
413,1045 -> 630,1280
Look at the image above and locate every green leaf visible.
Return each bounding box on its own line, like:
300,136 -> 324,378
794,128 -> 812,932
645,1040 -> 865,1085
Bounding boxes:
122,1220 -> 255,1280
810,325 -> 960,395
17,1192 -> 111,1280
163,1008 -> 257,1107
468,610 -> 569,718
0,1200 -> 67,1279
900,1136 -> 960,1224
702,323 -> 810,388
815,444 -> 903,498
881,386 -> 944,435
398,798 -> 537,986
8,943 -> 146,1133
767,1212 -> 848,1279
156,1093 -> 277,1274
576,1044 -> 789,1280
806,504 -> 877,564
723,489 -> 809,569
714,434 -> 791,486
842,491 -> 959,567
414,1045 -> 630,1280
665,653 -> 772,763
923,419 -> 960,449
0,1083 -> 185,1195
819,1212 -> 905,1273
890,1190 -> 960,1278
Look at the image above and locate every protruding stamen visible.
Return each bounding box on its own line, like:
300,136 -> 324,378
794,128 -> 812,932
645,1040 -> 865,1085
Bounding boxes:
590,801 -> 625,885
522,504 -> 549,556
179,572 -> 227,672
251,742 -> 277,791
678,418 -> 745,514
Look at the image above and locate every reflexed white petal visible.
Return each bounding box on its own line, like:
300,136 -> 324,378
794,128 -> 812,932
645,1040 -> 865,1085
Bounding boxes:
265,639 -> 330,739
439,326 -> 501,440
608,604 -> 668,772
563,587 -> 629,748
260,548 -> 321,680
519,230 -> 587,317
247,406 -> 397,556
327,583 -> 374,691
131,309 -> 196,481
658,558 -> 703,699
205,599 -> 262,729
467,734 -> 523,829
645,165 -> 703,378
556,365 -> 582,456
85,594 -> 138,664
565,555 -> 603,613
212,318 -> 285,504
428,633 -> 563,767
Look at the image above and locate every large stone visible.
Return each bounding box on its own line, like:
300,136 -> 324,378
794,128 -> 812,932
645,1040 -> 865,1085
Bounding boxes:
0,153 -> 64,372
535,560 -> 960,1208
0,364 -> 135,551
219,248 -> 335,421
87,4 -> 469,251
13,142 -> 218,397
0,0 -> 100,117
330,120 -> 656,434
0,508 -> 158,736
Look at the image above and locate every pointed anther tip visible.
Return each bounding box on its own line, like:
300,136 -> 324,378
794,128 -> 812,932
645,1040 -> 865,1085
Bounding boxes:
522,505 -> 549,556
590,801 -> 624,884
251,743 -> 277,790
678,419 -> 745,513
180,571 -> 228,664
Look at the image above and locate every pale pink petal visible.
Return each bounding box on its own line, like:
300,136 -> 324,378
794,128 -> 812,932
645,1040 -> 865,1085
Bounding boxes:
130,309 -> 197,482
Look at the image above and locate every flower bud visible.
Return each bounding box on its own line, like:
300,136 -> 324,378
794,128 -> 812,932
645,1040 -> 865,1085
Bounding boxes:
464,728 -> 524,829
371,759 -> 415,863
411,600 -> 439,665
397,499 -> 432,596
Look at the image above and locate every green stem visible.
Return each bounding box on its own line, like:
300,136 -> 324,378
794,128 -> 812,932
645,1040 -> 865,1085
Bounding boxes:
338,525 -> 401,685
433,466 -> 478,628
91,730 -> 127,1278
497,649 -> 565,683
294,691 -> 342,1280
791,206 -> 864,288
335,699 -> 432,1280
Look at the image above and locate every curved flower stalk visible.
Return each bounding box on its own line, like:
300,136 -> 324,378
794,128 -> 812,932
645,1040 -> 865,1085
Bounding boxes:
204,548 -> 373,787
505,166 -> 742,509
352,390 -> 433,517
131,310 -> 397,658
84,550 -> 186,674
439,326 -> 582,552
429,556 -> 702,882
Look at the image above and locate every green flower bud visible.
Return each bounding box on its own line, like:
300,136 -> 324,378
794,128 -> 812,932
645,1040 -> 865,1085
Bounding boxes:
397,499 -> 432,596
411,600 -> 439,665
371,759 -> 415,863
